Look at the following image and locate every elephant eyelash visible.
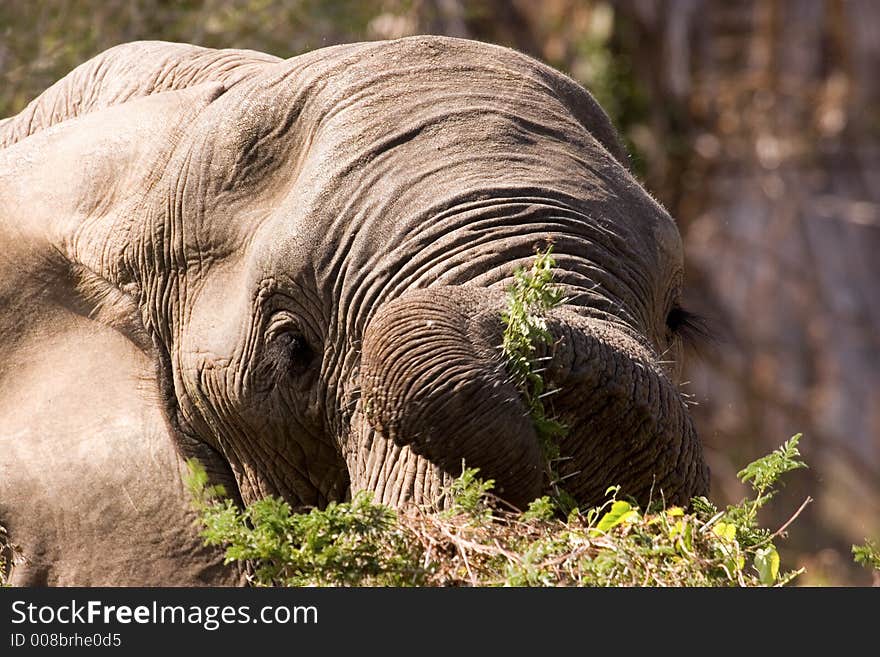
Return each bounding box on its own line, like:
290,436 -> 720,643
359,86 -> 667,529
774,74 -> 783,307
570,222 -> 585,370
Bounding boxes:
666,305 -> 711,347
266,330 -> 314,374
253,332 -> 315,390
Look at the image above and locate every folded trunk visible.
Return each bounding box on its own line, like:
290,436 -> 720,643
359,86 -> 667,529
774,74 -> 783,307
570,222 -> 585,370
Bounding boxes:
355,286 -> 709,510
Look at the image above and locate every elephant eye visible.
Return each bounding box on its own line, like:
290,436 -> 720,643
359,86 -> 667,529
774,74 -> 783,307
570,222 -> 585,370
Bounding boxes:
666,304 -> 710,346
273,331 -> 313,373
265,312 -> 315,377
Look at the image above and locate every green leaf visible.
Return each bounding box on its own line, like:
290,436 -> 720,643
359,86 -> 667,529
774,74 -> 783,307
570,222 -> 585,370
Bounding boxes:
852,540 -> 880,571
754,546 -> 780,585
522,496 -> 556,521
680,520 -> 694,554
594,500 -> 639,533
737,434 -> 807,495
712,522 -> 737,542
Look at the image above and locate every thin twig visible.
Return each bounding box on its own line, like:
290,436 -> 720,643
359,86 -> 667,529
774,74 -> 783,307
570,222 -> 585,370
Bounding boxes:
700,510 -> 726,533
757,496 -> 813,546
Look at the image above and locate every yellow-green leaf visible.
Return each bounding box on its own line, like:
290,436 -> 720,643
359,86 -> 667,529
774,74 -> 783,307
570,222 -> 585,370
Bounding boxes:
679,520 -> 694,554
755,546 -> 780,585
712,522 -> 737,542
594,500 -> 639,533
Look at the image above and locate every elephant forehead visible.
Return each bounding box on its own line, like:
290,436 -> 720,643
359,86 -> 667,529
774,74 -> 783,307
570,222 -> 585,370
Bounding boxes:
170,35 -> 620,208
165,36 -> 677,298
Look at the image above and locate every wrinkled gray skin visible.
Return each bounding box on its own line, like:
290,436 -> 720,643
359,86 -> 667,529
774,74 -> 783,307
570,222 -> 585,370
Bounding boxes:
0,36 -> 708,585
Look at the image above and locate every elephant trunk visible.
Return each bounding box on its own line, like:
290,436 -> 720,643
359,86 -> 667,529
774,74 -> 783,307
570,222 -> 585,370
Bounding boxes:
358,288 -> 544,509
356,287 -> 709,510
543,311 -> 709,505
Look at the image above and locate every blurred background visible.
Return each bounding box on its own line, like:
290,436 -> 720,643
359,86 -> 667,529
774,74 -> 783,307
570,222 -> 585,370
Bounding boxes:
2,0 -> 877,585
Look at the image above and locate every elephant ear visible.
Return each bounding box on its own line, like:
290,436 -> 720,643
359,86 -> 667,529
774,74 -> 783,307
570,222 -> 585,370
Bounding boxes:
0,84 -> 240,584
0,40 -> 279,148
1,80 -> 231,299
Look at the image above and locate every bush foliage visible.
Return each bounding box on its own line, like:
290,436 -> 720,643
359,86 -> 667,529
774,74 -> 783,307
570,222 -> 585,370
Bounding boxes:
186,434 -> 817,587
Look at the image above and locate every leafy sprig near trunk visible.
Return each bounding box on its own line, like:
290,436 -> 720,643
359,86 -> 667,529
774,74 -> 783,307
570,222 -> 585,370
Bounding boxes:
499,246 -> 572,509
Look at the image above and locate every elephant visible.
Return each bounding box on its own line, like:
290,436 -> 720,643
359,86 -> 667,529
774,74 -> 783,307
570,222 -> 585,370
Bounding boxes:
0,36 -> 708,586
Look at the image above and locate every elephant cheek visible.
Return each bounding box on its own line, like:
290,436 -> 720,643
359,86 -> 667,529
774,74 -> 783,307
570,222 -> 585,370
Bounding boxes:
173,265 -> 252,425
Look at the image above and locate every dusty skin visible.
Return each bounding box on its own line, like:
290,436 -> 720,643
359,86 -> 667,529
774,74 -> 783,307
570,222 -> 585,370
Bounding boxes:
0,36 -> 707,585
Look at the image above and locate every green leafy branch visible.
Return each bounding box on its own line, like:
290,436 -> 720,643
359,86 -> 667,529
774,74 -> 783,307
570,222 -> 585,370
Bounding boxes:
187,459 -> 419,586
500,246 -> 573,510
852,540 -> 880,585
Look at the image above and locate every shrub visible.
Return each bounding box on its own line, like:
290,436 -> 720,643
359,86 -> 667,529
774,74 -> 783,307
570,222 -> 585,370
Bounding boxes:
185,433 -> 814,587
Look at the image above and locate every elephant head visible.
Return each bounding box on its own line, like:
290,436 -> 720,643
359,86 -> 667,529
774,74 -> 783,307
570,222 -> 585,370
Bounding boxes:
2,37 -> 708,525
